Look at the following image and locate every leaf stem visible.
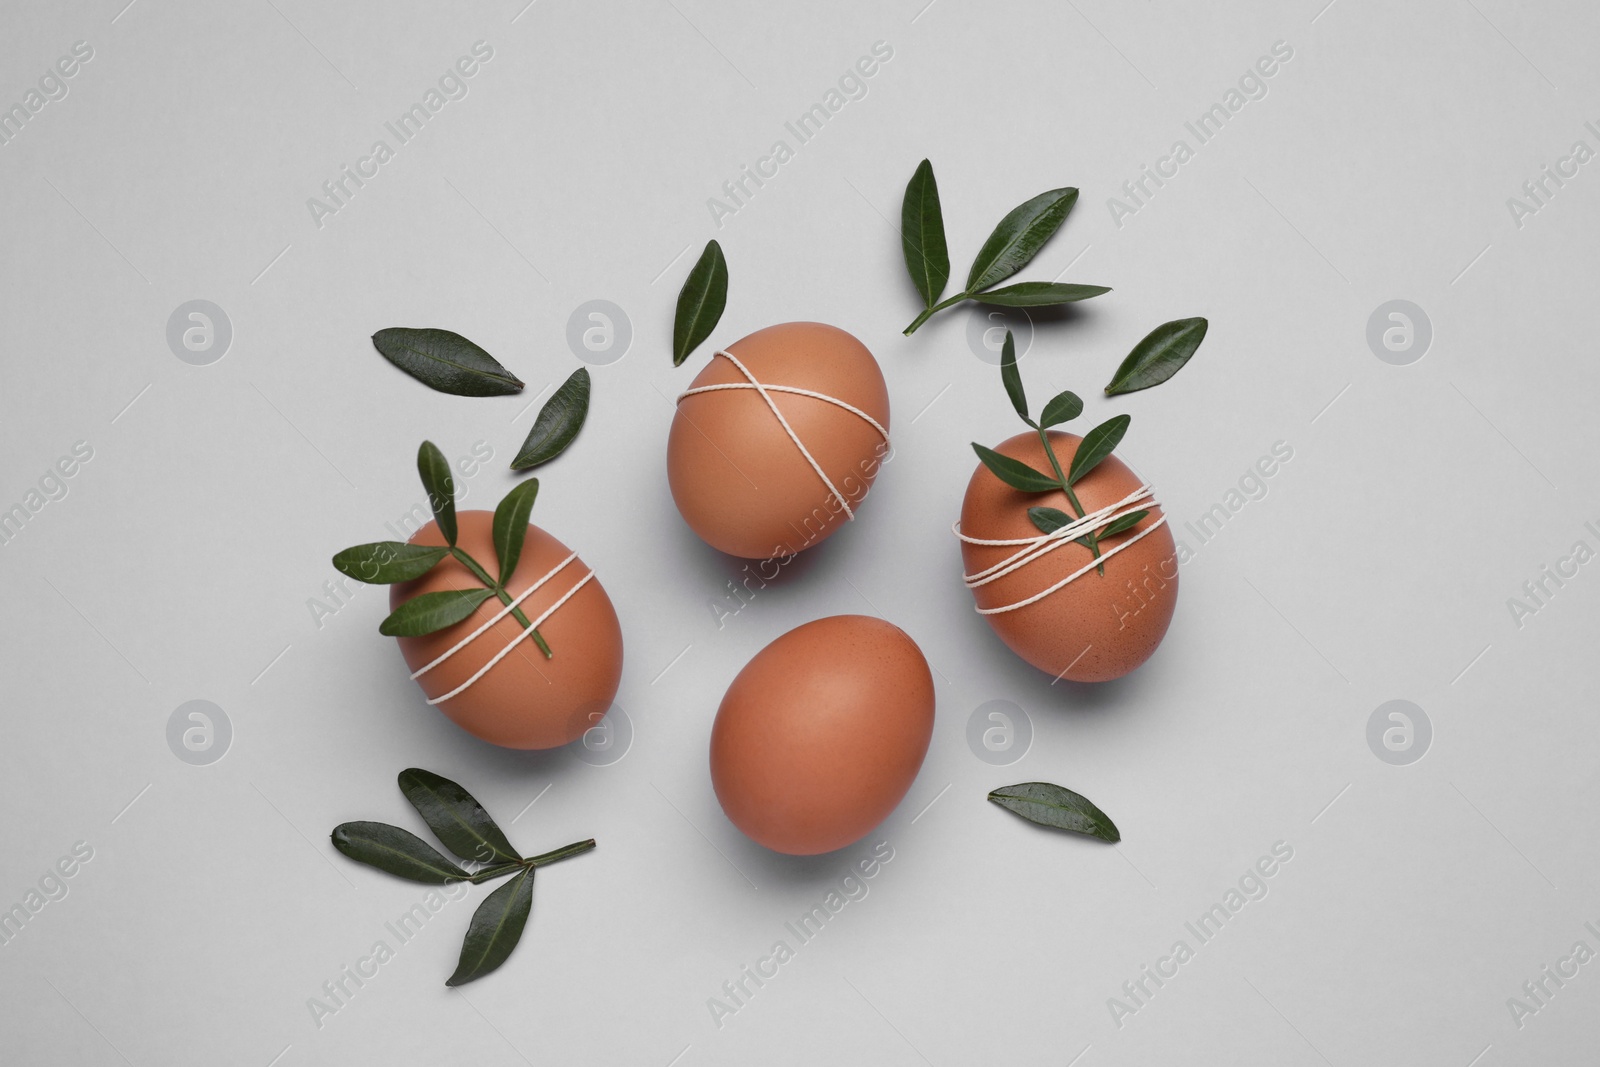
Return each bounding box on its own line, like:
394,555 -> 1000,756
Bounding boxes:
450,547 -> 553,658
527,839 -> 596,868
903,292 -> 970,335
467,862 -> 523,884
1036,426 -> 1069,490
1037,427 -> 1104,575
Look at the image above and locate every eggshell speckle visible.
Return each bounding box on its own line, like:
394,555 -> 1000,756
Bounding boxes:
668,322 -> 891,559
960,430 -> 1178,682
710,615 -> 935,855
391,511 -> 623,749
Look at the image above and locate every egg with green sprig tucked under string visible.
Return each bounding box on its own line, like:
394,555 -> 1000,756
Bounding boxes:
332,442 -> 622,750
959,429 -> 1177,682
955,325 -> 1206,682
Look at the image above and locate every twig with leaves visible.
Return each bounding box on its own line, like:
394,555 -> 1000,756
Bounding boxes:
900,160 -> 1111,335
968,316 -> 1208,575
332,769 -> 595,986
331,441 -> 553,656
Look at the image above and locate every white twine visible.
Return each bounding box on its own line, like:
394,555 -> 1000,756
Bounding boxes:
676,349 -> 890,521
408,551 -> 595,705
954,485 -> 1169,615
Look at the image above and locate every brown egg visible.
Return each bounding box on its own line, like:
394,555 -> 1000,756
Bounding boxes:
959,431 -> 1178,682
390,511 -> 623,749
710,615 -> 934,855
668,322 -> 892,559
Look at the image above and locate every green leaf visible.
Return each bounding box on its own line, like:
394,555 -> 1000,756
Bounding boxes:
999,331 -> 1029,424
673,240 -> 728,366
492,479 -> 540,585
1039,390 -> 1083,428
901,159 -> 950,309
331,542 -> 449,584
1028,506 -> 1074,535
447,866 -> 535,986
972,443 -> 1059,493
965,187 -> 1079,294
1100,509 -> 1149,538
331,821 -> 472,883
511,368 -> 590,470
987,782 -> 1120,842
416,441 -> 457,545
398,768 -> 520,865
1067,415 -> 1130,486
974,281 -> 1110,307
371,328 -> 523,397
379,588 -> 494,637
1106,317 -> 1209,395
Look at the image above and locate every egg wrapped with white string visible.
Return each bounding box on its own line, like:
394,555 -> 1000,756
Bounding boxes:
958,430 -> 1178,682
668,322 -> 892,560
331,442 -> 623,751
386,511 -> 623,749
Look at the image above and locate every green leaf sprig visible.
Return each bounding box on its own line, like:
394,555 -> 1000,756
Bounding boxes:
969,318 -> 1208,574
901,160 -> 1110,335
673,239 -> 729,366
988,782 -> 1119,842
331,441 -> 554,657
969,331 -> 1132,576
332,768 -> 596,986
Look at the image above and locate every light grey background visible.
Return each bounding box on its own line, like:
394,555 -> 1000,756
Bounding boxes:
2,0 -> 1596,1064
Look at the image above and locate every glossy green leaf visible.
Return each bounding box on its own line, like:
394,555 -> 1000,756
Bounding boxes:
972,443 -> 1059,493
974,281 -> 1110,307
511,368 -> 590,470
1106,317 -> 1209,395
1028,506 -> 1075,535
379,588 -> 494,637
446,866 -> 535,986
901,159 -> 950,309
966,188 -> 1079,294
398,768 -> 519,865
416,440 -> 457,545
673,240 -> 728,366
331,821 -> 472,883
491,479 -> 540,585
331,542 -> 449,584
999,331 -> 1029,424
987,782 -> 1120,842
1100,509 -> 1149,538
371,328 -> 523,397
1039,390 -> 1084,429
1067,415 -> 1130,486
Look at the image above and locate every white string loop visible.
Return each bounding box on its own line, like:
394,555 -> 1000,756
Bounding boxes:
676,349 -> 890,520
408,551 -> 595,705
954,485 -> 1169,615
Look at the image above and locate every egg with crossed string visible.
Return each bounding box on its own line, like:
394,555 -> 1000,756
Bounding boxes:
958,430 -> 1178,683
390,511 -> 623,749
668,322 -> 892,560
